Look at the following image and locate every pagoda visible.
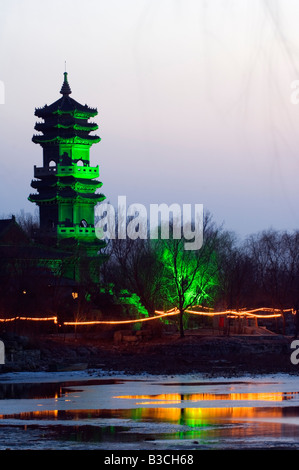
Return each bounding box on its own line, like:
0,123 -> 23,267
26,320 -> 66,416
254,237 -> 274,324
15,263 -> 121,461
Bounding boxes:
29,72 -> 105,253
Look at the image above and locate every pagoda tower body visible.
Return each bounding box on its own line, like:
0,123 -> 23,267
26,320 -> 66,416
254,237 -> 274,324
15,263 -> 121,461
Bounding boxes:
29,72 -> 105,251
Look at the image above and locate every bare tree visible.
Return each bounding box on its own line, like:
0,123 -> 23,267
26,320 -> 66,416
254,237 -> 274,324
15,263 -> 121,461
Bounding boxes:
14,209 -> 39,238
246,229 -> 299,333
153,212 -> 221,337
102,237 -> 167,316
216,231 -> 255,310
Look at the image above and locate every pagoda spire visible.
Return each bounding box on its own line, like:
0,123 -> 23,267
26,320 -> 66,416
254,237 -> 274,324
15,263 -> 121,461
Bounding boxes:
60,71 -> 72,96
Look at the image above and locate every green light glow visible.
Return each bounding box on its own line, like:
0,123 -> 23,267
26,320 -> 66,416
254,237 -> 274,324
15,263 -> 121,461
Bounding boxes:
33,136 -> 101,144
152,232 -> 219,336
54,123 -> 99,132
53,109 -> 98,118
118,289 -> 149,318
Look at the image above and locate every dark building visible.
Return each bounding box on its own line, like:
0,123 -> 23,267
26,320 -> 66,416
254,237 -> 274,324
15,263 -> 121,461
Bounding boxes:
0,216 -> 30,245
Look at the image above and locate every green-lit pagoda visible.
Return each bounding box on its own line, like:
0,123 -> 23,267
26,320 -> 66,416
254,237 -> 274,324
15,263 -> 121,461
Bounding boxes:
29,72 -> 105,252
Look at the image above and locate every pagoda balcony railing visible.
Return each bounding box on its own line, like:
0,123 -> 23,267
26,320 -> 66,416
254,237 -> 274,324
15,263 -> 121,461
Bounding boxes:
57,225 -> 101,239
33,164 -> 99,179
34,165 -> 57,178
56,164 -> 99,179
31,225 -> 102,240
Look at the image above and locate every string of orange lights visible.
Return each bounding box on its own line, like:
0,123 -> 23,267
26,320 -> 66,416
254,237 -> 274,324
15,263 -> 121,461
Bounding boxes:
0,307 -> 295,326
0,316 -> 58,323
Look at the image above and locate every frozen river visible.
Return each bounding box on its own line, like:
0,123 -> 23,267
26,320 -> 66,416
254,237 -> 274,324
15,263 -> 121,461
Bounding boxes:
0,370 -> 299,450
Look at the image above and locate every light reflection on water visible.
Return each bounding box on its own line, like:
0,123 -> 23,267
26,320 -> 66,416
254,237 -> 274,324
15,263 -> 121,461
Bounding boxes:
0,373 -> 299,449
114,390 -> 299,404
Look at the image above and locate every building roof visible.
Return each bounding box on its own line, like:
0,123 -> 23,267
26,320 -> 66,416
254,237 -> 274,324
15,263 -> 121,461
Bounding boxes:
34,73 -> 98,119
32,73 -> 100,145
31,176 -> 103,190
60,71 -> 72,96
0,218 -> 13,235
0,216 -> 30,245
28,189 -> 105,203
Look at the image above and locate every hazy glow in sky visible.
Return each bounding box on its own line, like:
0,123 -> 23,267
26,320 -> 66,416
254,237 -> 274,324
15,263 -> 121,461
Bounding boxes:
1,0 -> 299,237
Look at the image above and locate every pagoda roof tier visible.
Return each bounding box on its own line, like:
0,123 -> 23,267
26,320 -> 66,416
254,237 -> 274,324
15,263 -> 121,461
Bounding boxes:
31,171 -> 57,181
31,177 -> 103,190
29,188 -> 105,199
34,72 -> 98,119
36,115 -> 98,125
34,121 -> 99,133
61,176 -> 103,185
59,189 -> 105,200
32,134 -> 101,145
59,179 -> 103,190
28,192 -> 105,204
30,178 -> 57,189
35,96 -> 98,119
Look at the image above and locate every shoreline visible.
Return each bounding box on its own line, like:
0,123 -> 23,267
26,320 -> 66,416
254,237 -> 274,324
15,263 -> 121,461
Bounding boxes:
1,331 -> 299,377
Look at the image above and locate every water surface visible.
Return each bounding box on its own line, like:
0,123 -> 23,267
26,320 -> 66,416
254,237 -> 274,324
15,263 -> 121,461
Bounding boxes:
0,371 -> 299,449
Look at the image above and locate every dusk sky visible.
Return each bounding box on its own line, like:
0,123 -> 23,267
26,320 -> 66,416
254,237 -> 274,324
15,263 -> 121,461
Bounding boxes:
1,0 -> 299,239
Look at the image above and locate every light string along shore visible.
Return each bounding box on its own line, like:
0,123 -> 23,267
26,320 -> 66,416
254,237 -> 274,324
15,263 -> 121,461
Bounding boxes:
0,307 -> 294,326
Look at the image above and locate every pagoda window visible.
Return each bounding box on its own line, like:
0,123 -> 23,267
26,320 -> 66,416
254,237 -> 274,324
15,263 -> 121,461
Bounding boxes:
79,219 -> 88,227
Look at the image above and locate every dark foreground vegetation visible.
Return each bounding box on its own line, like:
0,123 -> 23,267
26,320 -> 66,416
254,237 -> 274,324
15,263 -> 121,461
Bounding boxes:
1,328 -> 298,377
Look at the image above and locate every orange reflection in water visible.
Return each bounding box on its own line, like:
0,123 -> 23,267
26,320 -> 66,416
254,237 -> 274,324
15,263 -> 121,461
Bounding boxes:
0,405 -> 285,422
111,390 -> 298,434
1,388 -> 298,444
135,404 -> 284,422
0,404 -> 294,443
114,391 -> 299,405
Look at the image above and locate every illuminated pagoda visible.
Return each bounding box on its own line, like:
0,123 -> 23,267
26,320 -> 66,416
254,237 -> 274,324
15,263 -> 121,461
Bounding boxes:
29,72 -> 105,253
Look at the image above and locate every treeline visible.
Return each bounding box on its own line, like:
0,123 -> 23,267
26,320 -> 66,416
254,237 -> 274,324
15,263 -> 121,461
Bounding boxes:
1,210 -> 298,337
101,212 -> 299,336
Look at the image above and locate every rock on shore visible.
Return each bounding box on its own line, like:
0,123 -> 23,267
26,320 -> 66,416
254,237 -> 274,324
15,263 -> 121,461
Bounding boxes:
0,331 -> 298,376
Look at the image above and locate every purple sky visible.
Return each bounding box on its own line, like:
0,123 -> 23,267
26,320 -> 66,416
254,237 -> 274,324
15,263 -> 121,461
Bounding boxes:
0,0 -> 299,238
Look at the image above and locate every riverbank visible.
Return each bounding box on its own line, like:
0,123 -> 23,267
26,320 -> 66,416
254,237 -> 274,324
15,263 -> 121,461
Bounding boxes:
1,330 -> 298,377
